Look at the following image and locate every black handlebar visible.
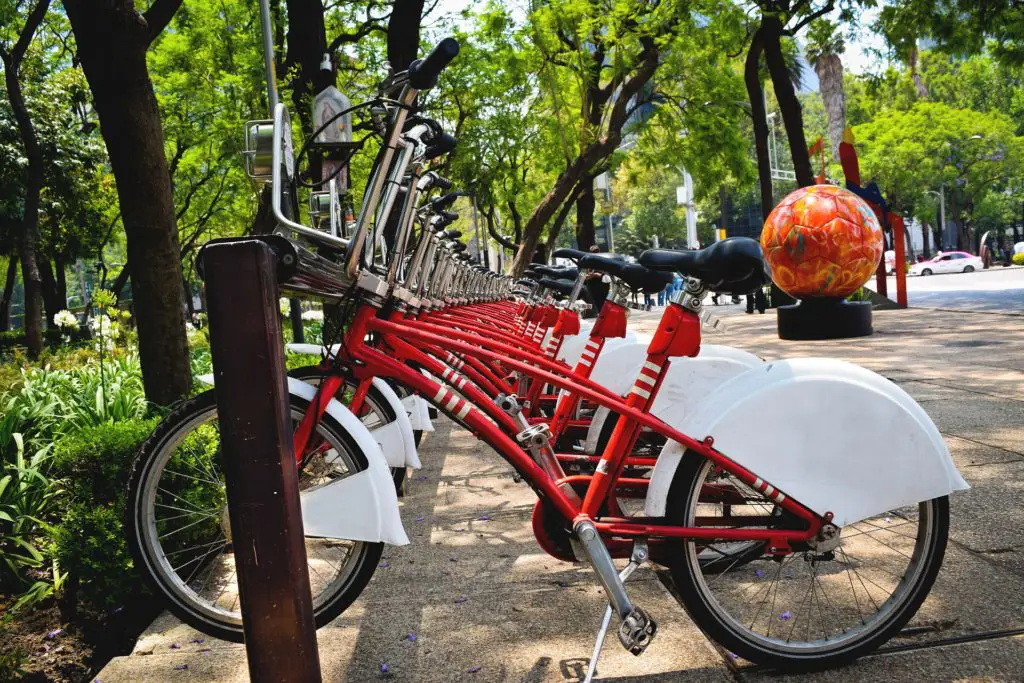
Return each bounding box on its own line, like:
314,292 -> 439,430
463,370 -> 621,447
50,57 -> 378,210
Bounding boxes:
431,191 -> 465,211
433,176 -> 454,191
444,229 -> 462,239
424,132 -> 457,160
408,38 -> 460,90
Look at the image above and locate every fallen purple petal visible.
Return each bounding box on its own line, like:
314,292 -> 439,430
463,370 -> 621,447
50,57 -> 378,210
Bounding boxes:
170,643 -> 180,649
467,666 -> 482,673
784,571 -> 795,579
415,516 -> 426,522
174,664 -> 188,671
380,663 -> 390,674
456,528 -> 466,532
45,629 -> 64,640
379,561 -> 390,569
406,633 -> 417,642
191,638 -> 205,644
727,652 -> 738,660
754,569 -> 766,578
449,557 -> 458,562
477,515 -> 490,521
455,596 -> 468,604
779,610 -> 792,621
111,607 -> 124,615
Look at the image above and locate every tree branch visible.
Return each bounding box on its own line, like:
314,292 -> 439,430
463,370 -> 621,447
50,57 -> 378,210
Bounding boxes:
1,0 -> 51,67
784,1 -> 835,36
144,0 -> 183,45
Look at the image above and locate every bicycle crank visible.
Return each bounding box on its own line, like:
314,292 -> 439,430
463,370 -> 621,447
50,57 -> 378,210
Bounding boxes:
574,521 -> 658,657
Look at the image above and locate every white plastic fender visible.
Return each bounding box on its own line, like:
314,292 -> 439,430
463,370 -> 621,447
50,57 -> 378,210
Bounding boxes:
400,394 -> 436,432
643,358 -> 970,527
368,378 -> 422,470
557,329 -> 639,365
583,344 -> 763,453
196,374 -> 410,545
284,344 -> 423,468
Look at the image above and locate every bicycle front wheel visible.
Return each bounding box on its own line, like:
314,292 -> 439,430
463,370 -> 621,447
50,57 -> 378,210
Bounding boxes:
126,390 -> 383,642
666,451 -> 948,670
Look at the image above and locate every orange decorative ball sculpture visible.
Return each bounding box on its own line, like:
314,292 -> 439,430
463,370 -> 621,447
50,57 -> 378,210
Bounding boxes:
761,184 -> 883,299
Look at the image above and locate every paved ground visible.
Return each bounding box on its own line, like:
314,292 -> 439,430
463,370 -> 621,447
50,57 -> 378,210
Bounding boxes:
98,307 -> 1024,682
871,265 -> 1024,313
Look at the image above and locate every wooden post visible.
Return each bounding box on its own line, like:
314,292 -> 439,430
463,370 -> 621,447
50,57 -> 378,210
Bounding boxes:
203,239 -> 322,683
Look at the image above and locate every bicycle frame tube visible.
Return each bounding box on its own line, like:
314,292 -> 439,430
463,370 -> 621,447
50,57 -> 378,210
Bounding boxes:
356,306 -> 824,538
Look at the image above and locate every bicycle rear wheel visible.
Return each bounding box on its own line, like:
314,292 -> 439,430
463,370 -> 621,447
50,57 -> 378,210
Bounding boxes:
665,451 -> 948,670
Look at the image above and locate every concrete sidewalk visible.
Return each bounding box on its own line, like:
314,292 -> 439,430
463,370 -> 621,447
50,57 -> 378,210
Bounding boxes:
98,307 -> 1024,681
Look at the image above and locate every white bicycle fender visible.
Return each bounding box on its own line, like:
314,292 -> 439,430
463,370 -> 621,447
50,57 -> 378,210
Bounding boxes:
197,373 -> 409,545
283,346 -> 422,468
583,345 -> 762,453
369,378 -> 422,470
644,358 -> 969,527
401,395 -> 435,432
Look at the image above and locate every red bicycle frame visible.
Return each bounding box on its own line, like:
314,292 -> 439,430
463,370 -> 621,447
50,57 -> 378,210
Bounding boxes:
293,297 -> 826,553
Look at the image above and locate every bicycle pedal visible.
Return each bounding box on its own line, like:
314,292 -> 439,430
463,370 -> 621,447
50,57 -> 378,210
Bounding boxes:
617,607 -> 657,656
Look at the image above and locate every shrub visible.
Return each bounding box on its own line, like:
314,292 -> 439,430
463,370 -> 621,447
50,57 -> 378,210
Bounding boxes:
50,419 -> 157,504
48,419 -> 156,611
1013,252 -> 1024,266
50,503 -> 141,610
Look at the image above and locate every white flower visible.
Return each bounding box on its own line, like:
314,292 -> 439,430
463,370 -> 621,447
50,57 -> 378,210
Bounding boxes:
53,309 -> 79,330
88,314 -> 118,338
301,309 -> 324,322
279,298 -> 291,316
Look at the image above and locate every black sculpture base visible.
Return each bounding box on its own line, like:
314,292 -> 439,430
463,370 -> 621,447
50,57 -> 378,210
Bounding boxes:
777,298 -> 873,340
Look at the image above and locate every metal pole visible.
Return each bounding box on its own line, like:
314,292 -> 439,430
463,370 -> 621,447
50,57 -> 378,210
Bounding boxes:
471,194 -> 483,265
203,239 -> 322,683
939,184 -> 946,251
258,0 -> 279,114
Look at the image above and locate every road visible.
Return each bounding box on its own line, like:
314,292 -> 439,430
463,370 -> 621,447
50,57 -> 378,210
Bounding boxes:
872,265 -> 1024,313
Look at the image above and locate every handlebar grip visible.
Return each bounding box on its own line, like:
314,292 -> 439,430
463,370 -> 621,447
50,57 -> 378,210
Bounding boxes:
424,132 -> 457,160
434,175 -> 454,191
408,37 -> 460,90
444,229 -> 462,239
440,211 -> 459,222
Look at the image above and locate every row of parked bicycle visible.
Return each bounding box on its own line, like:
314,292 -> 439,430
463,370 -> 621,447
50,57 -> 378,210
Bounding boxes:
125,37 -> 968,677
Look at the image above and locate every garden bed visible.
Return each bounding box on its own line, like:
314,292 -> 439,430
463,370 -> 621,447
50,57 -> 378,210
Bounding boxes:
0,598 -> 158,682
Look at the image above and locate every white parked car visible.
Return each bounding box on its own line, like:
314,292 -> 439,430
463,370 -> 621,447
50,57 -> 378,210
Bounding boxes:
908,251 -> 984,276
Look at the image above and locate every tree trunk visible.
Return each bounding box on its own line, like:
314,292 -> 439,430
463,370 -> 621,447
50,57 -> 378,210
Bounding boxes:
0,0 -> 49,356
387,0 -> 425,73
745,26 -> 774,221
543,185 -> 582,254
575,177 -> 598,250
762,17 -> 814,188
814,53 -> 846,159
921,220 -> 931,259
0,257 -> 16,332
64,1 -> 192,405
39,258 -> 64,327
908,46 -> 929,99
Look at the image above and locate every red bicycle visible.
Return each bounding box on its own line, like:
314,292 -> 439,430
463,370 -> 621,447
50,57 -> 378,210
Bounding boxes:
127,37 -> 968,674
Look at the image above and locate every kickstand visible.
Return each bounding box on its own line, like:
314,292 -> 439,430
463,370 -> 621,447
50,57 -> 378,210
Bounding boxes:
582,540 -> 648,683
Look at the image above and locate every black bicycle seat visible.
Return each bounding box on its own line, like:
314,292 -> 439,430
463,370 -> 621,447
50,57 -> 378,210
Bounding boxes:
534,264 -> 579,280
516,278 -> 536,287
539,278 -> 576,296
618,263 -> 674,293
552,247 -> 586,263
578,253 -> 628,277
640,237 -> 768,295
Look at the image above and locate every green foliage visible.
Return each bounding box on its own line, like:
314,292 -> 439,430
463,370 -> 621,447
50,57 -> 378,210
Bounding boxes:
50,502 -> 140,610
1,353 -> 148,462
0,435 -> 60,594
853,101 -> 1024,229
50,419 -> 157,504
48,419 -> 155,610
